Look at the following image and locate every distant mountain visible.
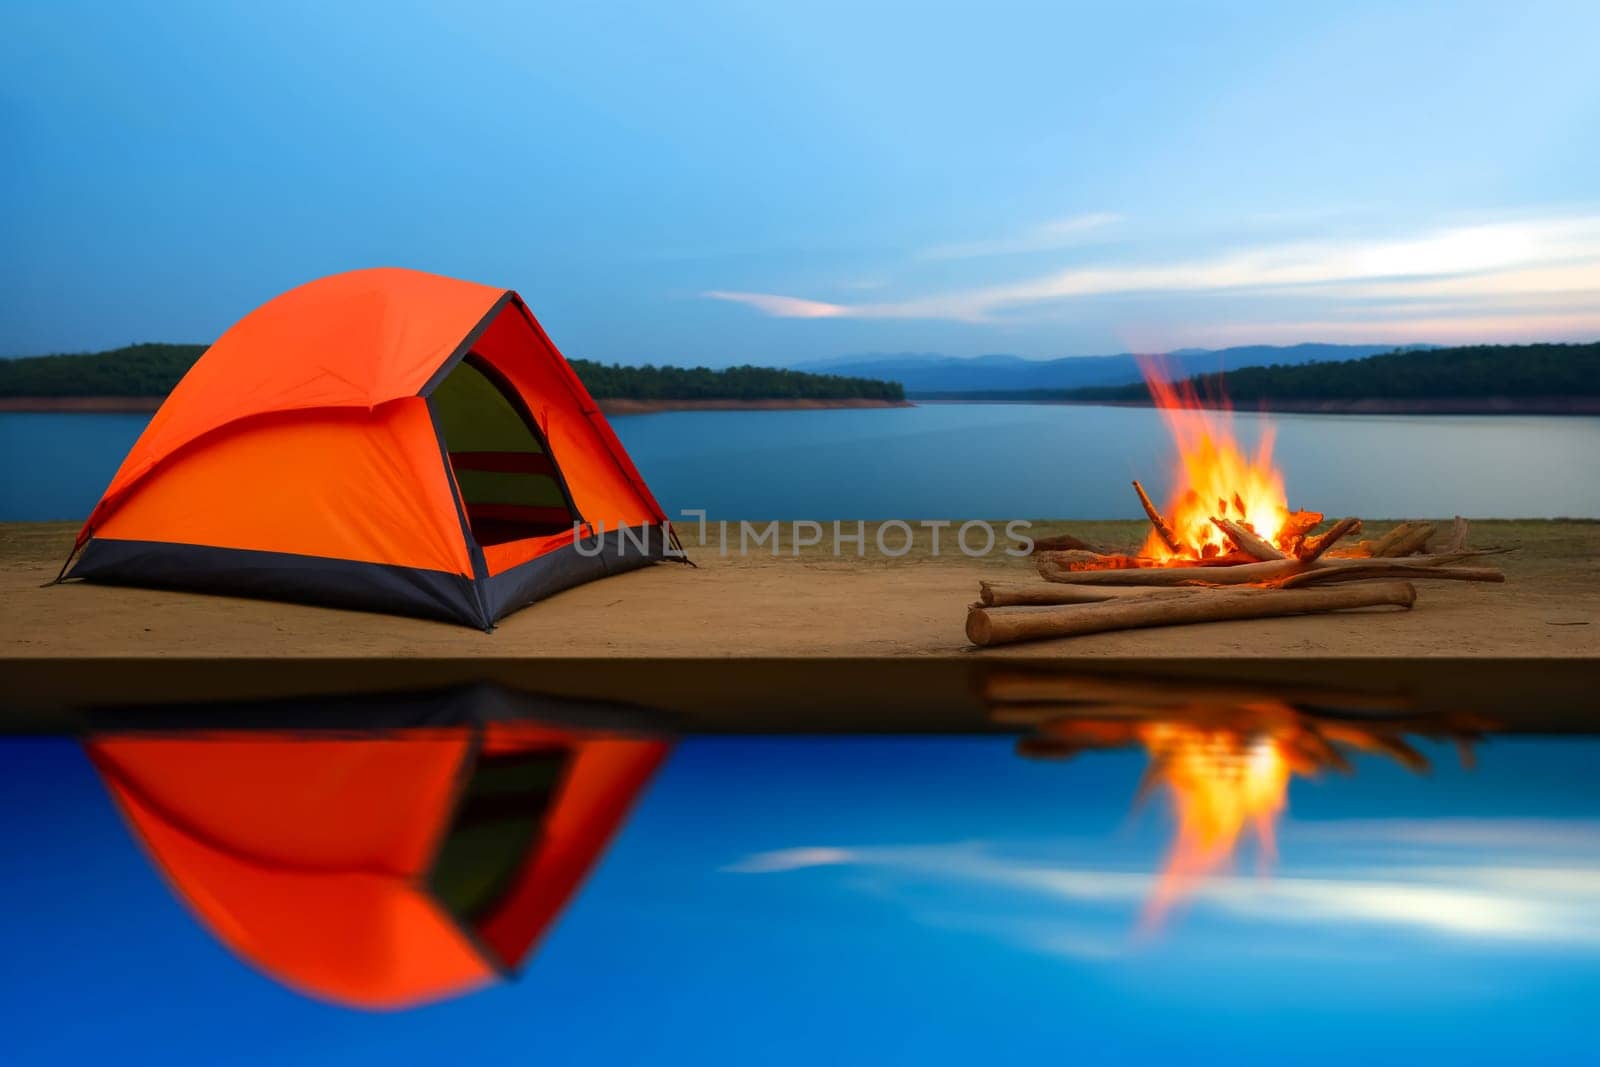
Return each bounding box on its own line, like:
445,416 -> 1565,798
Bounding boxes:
792,344 -> 1430,395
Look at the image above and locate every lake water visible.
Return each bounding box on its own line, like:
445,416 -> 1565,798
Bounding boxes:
6,709 -> 1598,1062
4,405 -> 1599,522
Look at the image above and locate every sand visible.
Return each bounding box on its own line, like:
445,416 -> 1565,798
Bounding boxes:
2,519 -> 1594,660
3,519 -> 1595,729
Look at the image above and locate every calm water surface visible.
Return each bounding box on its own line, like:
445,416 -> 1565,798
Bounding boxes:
3,405 -> 1598,522
5,719 -> 1596,1063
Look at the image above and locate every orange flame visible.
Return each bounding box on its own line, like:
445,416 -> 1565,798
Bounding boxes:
1136,721 -> 1290,932
1138,357 -> 1291,560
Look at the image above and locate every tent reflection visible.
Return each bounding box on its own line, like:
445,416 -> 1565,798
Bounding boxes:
86,698 -> 668,1010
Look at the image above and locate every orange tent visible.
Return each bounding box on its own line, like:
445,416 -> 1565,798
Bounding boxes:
88,724 -> 668,1010
65,268 -> 676,628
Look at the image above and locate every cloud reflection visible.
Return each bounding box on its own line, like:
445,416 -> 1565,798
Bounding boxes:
727,824 -> 1600,956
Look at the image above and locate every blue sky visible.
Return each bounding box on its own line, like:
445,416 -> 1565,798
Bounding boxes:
5,735 -> 1598,1063
3,1 -> 1598,364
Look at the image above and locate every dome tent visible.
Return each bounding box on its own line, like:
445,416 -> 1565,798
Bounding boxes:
64,268 -> 676,628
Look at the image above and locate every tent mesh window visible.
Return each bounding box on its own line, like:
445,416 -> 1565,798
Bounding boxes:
430,747 -> 572,945
431,356 -> 578,546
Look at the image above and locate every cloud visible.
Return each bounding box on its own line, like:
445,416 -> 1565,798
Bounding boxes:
1291,818 -> 1600,850
705,213 -> 1600,330
919,212 -> 1123,261
726,824 -> 1600,953
701,291 -> 848,318
721,846 -> 856,873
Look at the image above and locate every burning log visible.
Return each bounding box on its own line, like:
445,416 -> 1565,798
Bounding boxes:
1297,516 -> 1361,561
1033,549 -> 1154,570
965,581 -> 1417,647
1277,510 -> 1325,549
1209,516 -> 1286,561
1035,541 -> 1511,588
1132,479 -> 1183,556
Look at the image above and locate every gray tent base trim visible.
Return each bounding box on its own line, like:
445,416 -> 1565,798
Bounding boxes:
67,526 -> 668,630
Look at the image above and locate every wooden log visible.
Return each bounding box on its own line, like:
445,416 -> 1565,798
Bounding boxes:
1028,533 -> 1123,556
1372,521 -> 1436,557
1297,516 -> 1361,561
1036,546 -> 1509,588
1210,515 -> 1286,560
1132,479 -> 1183,556
1033,550 -> 1260,571
979,580 -> 1205,606
1038,556 -> 1304,586
1277,564 -> 1505,588
1033,549 -> 1152,570
1438,515 -> 1470,554
965,582 -> 1417,647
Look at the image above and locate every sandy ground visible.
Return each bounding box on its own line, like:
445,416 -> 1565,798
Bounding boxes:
2,520 -> 1595,660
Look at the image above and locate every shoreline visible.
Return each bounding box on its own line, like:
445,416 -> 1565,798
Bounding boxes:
595,397 -> 912,415
914,395 -> 1600,415
0,395 -> 914,415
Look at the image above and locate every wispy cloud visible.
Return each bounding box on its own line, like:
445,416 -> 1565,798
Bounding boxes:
704,214 -> 1600,339
918,212 -> 1123,261
701,291 -> 848,319
726,821 -> 1600,956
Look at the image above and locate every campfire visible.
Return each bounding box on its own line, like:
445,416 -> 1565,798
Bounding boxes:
967,359 -> 1510,647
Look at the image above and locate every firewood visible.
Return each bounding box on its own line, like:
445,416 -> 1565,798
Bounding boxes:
1035,547 -> 1509,588
1371,521 -> 1436,557
1033,550 -> 1152,570
1028,533 -> 1123,555
1438,515 -> 1470,553
1279,509 -> 1325,541
1297,516 -> 1361,561
1038,557 -> 1304,586
979,580 -> 1204,606
1276,564 -> 1505,588
1132,479 -> 1183,556
1210,516 -> 1287,560
965,582 -> 1417,647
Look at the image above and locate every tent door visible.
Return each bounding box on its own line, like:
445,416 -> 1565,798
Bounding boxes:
430,355 -> 581,547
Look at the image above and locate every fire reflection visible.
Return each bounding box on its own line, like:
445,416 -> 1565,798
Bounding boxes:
988,671 -> 1493,932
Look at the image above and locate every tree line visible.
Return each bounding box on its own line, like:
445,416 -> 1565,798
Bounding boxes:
568,359 -> 903,401
0,343 -> 905,402
1056,342 -> 1600,403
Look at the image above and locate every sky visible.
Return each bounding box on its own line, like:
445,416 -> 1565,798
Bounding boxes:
5,733 -> 1598,1063
3,1 -> 1599,365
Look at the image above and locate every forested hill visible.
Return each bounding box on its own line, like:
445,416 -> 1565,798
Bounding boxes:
567,360 -> 903,401
1045,342 -> 1600,406
0,344 -> 206,398
0,344 -> 904,403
